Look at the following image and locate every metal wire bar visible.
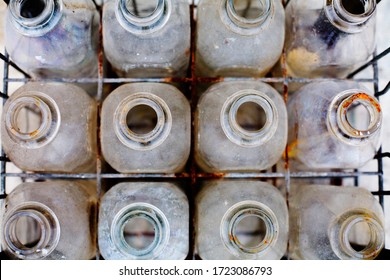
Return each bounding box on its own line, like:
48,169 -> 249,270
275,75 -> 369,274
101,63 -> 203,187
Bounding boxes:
375,80 -> 390,97
0,53 -> 31,78
347,46 -> 390,78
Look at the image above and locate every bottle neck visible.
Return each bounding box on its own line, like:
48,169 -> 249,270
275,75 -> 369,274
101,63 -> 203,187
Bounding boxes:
114,93 -> 172,151
330,209 -> 384,260
5,92 -> 61,149
3,202 -> 60,260
115,0 -> 171,34
220,201 -> 279,258
8,0 -> 63,36
327,90 -> 381,145
221,90 -> 277,147
324,0 -> 376,33
110,203 -> 170,260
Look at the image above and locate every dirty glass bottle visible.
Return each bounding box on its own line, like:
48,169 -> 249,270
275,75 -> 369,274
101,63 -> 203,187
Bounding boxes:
103,0 -> 191,77
5,0 -> 99,80
101,83 -> 191,173
1,82 -> 97,172
289,184 -> 385,260
98,182 -> 189,260
196,0 -> 285,77
284,0 -> 376,78
1,181 -> 97,260
195,81 -> 287,172
195,180 -> 288,260
287,81 -> 382,170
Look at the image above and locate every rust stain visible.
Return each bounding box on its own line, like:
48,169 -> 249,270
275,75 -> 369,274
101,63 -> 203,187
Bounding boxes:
29,130 -> 39,137
197,172 -> 226,179
342,93 -> 381,113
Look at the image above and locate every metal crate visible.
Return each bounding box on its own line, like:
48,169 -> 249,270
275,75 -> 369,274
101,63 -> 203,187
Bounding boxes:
0,0 -> 389,259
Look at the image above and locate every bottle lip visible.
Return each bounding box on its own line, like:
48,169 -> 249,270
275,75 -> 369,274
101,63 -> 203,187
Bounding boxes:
220,0 -> 273,35
8,0 -> 63,37
221,89 -> 278,147
330,209 -> 384,260
110,203 -> 170,260
327,89 -> 382,146
114,92 -> 172,151
325,0 -> 376,33
115,0 -> 171,35
220,201 -> 279,258
3,202 -> 60,260
5,92 -> 61,149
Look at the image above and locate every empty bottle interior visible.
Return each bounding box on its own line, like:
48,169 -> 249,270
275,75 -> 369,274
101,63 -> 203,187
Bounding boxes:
19,0 -> 46,18
341,0 -> 368,15
122,216 -> 156,250
126,0 -> 159,18
232,0 -> 267,20
345,101 -> 371,131
126,104 -> 158,135
235,101 -> 267,132
234,215 -> 267,248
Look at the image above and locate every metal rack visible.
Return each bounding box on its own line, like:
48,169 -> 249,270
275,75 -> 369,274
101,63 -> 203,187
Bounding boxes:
0,0 -> 389,259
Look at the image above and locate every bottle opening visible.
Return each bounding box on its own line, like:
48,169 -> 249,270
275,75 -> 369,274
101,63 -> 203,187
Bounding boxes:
235,101 -> 267,132
123,216 -> 156,250
233,215 -> 267,249
345,100 -> 371,131
19,0 -> 46,19
126,0 -> 159,18
341,0 -> 368,15
11,215 -> 42,249
126,104 -> 158,135
13,103 -> 43,134
231,0 -> 268,20
347,220 -> 371,252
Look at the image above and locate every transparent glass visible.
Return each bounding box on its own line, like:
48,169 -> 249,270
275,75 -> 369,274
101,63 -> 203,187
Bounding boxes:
103,0 -> 191,77
195,81 -> 287,172
1,181 -> 97,260
196,0 -> 285,77
1,82 -> 97,172
284,0 -> 376,78
5,0 -> 99,80
101,83 -> 191,173
98,182 -> 189,260
288,80 -> 381,170
195,180 -> 288,260
289,184 -> 385,260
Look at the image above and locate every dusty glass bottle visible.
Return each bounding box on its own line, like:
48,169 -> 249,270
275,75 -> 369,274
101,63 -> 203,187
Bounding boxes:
5,0 -> 99,80
195,180 -> 288,260
101,83 -> 191,173
195,81 -> 287,172
1,82 -> 97,172
103,0 -> 190,77
98,182 -> 189,260
287,81 -> 382,170
1,181 -> 97,260
289,184 -> 385,260
284,0 -> 376,78
196,0 -> 285,77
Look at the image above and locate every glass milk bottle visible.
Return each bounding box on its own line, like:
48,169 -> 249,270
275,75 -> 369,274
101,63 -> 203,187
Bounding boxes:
287,81 -> 381,170
196,0 -> 285,77
195,180 -> 288,260
1,181 -> 97,260
5,0 -> 99,80
98,182 -> 189,260
101,83 -> 191,173
1,82 -> 97,173
289,184 -> 385,260
284,0 -> 376,78
103,0 -> 191,77
195,81 -> 287,172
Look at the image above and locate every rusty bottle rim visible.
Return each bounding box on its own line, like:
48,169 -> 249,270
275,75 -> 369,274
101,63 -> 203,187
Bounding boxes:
8,0 -> 63,37
115,0 -> 171,35
220,201 -> 279,259
329,209 -> 384,260
5,92 -> 61,149
324,0 -> 376,33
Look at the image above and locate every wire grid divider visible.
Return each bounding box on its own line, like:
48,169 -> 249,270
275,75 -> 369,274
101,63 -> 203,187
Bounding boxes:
0,0 -> 390,259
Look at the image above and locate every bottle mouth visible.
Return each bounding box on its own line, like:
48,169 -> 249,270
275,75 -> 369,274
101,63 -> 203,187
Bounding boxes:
111,203 -> 170,260
115,0 -> 171,34
221,90 -> 278,147
5,92 -> 61,149
220,201 -> 279,258
114,93 -> 172,151
330,209 -> 384,260
328,90 -> 381,145
3,202 -> 60,260
9,0 -> 62,36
